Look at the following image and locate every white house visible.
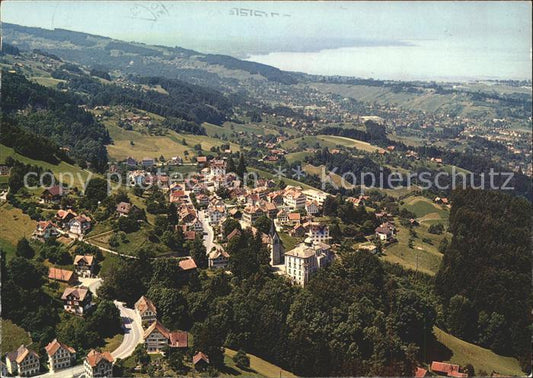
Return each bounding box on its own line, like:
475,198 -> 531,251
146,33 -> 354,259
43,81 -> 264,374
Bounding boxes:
68,214 -> 92,237
45,339 -> 76,373
6,345 -> 40,377
305,200 -> 320,216
135,296 -> 157,327
84,350 -> 113,378
284,239 -> 332,287
283,187 -> 306,210
306,222 -> 330,244
208,248 -> 230,269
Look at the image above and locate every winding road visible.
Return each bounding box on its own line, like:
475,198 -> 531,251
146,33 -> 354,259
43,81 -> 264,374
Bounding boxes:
111,301 -> 144,360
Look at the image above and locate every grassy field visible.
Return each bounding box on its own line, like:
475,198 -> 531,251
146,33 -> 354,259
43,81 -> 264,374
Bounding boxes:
1,319 -> 32,355
103,333 -> 124,353
285,151 -> 312,164
224,348 -> 297,378
248,167 -> 317,191
0,203 -> 36,259
105,123 -> 240,162
431,327 -> 524,376
204,121 -> 280,139
380,196 -> 449,276
0,144 -> 96,189
30,76 -> 65,88
279,232 -> 302,252
401,196 -> 449,224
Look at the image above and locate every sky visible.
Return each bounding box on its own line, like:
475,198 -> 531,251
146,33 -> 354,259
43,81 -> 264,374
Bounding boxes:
2,1 -> 532,80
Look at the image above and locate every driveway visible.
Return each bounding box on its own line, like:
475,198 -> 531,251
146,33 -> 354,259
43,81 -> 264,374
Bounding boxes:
111,301 -> 144,360
78,277 -> 102,297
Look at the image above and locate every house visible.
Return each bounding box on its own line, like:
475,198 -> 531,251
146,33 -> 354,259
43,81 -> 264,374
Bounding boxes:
307,222 -> 330,244
0,165 -> 11,176
179,208 -> 197,224
287,212 -> 301,226
61,287 -> 93,315
276,209 -> 289,225
55,209 -> 77,225
431,361 -> 467,378
192,352 -> 210,371
209,159 -> 226,177
73,255 -> 96,278
5,345 -> 40,376
302,188 -> 328,206
185,217 -> 204,233
141,157 -> 155,167
135,296 -> 157,327
68,214 -> 92,237
283,187 -> 306,210
33,221 -> 60,240
262,202 -> 279,219
226,227 -> 242,241
208,248 -> 230,269
116,202 -> 132,217
45,339 -> 76,373
84,350 -> 113,378
284,239 -> 332,286
375,222 -> 396,242
290,223 -> 306,237
144,321 -> 171,353
415,367 -> 429,377
170,190 -> 187,204
305,200 -> 320,216
178,257 -> 198,273
41,185 -> 65,203
126,156 -> 137,167
267,191 -> 284,206
196,156 -> 208,167
48,267 -> 78,285
208,205 -> 226,225
169,331 -> 188,348
242,206 -> 265,227
144,320 -> 189,352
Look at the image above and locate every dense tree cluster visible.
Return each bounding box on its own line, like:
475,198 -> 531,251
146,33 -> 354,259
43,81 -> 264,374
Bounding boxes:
435,189 -> 531,369
1,70 -> 110,170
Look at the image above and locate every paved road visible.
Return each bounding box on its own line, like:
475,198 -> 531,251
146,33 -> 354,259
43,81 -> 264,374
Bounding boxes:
33,364 -> 85,378
198,209 -> 217,254
111,301 -> 144,360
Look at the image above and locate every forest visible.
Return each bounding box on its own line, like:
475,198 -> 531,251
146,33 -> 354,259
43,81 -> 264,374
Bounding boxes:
435,189 -> 532,369
1,70 -> 110,170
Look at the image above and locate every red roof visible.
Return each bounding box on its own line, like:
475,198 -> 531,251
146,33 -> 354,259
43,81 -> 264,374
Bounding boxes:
179,257 -> 197,271
193,351 -> 210,365
169,331 -> 188,348
431,361 -> 460,375
45,339 -> 76,357
85,349 -> 113,367
415,367 -> 428,377
48,267 -> 76,282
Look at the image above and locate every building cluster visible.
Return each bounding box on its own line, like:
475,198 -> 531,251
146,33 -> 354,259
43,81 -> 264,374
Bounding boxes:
4,342 -> 113,378
134,296 -> 211,370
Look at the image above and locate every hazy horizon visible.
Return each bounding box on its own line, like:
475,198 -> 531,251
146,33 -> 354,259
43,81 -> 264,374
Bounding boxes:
2,1 -> 531,81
